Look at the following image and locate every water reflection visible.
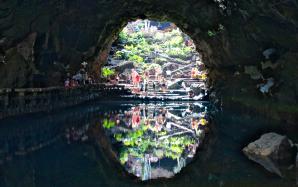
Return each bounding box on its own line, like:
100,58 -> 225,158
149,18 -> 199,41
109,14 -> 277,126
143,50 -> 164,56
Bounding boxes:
65,124 -> 90,144
101,102 -> 209,180
0,102 -> 296,186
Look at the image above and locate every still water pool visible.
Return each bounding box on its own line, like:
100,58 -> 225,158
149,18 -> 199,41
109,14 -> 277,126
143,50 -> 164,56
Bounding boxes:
0,101 -> 296,187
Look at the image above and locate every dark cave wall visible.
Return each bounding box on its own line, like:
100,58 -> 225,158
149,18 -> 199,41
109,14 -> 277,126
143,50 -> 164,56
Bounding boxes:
0,0 -> 298,122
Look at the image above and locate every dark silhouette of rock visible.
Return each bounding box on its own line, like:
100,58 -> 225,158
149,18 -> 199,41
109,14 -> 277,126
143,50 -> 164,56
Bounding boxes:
17,33 -> 37,61
114,61 -> 135,72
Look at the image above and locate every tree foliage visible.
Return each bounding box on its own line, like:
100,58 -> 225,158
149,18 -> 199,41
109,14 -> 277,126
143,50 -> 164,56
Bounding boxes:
113,20 -> 196,69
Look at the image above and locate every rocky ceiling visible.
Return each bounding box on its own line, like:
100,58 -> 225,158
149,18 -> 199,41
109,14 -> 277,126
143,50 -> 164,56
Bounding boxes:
0,0 -> 298,123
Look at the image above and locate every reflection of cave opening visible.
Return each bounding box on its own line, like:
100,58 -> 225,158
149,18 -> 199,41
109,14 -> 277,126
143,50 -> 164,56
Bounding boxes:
103,19 -> 208,100
100,102 -> 209,181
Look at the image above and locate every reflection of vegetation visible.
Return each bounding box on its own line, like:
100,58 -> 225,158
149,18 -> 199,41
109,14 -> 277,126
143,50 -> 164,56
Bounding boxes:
103,117 -> 197,163
199,118 -> 208,126
120,151 -> 129,164
99,102 -> 210,181
102,119 -> 116,129
101,67 -> 115,78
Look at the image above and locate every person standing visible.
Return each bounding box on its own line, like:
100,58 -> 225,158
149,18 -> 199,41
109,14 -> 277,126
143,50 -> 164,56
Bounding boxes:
191,67 -> 198,79
131,69 -> 137,86
144,78 -> 148,92
64,78 -> 70,88
152,81 -> 156,91
135,73 -> 141,87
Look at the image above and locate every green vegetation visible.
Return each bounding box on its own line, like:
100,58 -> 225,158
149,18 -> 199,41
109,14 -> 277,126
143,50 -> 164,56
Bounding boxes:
102,118 -> 116,129
101,67 -> 115,78
113,21 -> 196,70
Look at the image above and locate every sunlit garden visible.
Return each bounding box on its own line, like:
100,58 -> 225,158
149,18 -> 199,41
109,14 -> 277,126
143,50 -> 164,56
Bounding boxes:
102,20 -> 208,101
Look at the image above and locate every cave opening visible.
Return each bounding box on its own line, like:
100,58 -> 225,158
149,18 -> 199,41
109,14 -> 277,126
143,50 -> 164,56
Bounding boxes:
101,19 -> 209,101
96,19 -> 211,180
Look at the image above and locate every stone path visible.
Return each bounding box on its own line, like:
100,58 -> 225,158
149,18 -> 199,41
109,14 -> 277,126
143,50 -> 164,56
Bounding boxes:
119,78 -> 208,101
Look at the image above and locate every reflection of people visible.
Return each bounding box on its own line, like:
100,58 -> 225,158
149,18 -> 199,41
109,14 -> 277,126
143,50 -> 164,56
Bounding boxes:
157,114 -> 164,125
124,111 -> 132,127
115,114 -> 121,125
154,121 -> 162,132
132,107 -> 141,128
188,143 -> 199,156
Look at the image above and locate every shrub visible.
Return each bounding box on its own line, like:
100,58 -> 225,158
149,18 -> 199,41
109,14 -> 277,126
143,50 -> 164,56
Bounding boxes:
101,67 -> 115,78
128,54 -> 144,64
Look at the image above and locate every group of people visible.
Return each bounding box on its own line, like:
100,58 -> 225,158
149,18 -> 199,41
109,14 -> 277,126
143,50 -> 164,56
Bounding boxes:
110,104 -> 209,136
104,62 -> 208,100
64,68 -> 94,88
129,67 -> 168,94
113,106 -> 168,132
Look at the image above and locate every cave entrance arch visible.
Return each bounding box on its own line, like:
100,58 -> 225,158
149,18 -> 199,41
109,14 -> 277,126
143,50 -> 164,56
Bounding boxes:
101,19 -> 209,100
97,19 -> 212,180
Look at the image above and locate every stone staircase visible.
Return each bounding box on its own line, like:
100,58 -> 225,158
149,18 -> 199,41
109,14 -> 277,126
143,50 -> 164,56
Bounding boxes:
121,78 -> 208,101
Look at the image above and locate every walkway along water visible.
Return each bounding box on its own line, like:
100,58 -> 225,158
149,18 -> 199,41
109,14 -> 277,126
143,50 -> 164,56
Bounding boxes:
0,72 -> 209,119
0,84 -> 130,119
